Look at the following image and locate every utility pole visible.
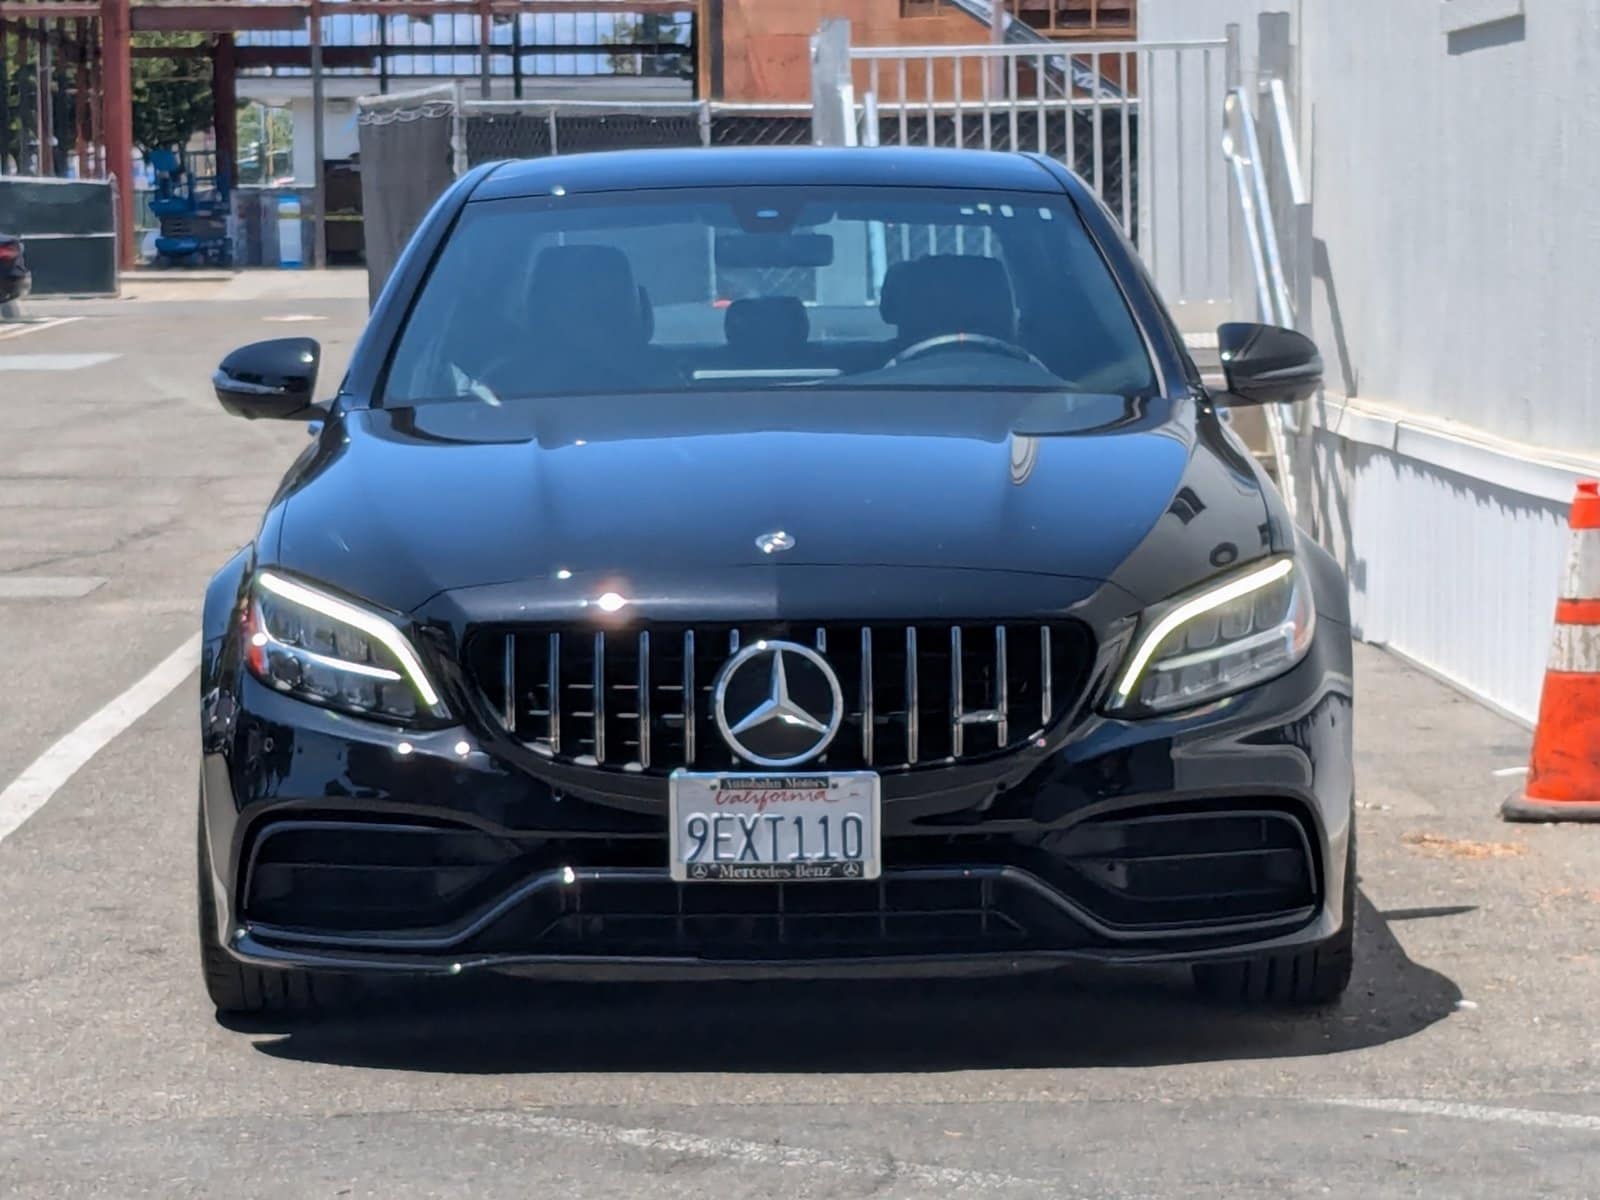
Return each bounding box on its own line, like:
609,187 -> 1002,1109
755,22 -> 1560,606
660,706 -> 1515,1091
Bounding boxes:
310,0 -> 326,269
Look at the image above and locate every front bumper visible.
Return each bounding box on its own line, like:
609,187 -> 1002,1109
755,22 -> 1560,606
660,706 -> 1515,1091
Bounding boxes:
201,619 -> 1354,981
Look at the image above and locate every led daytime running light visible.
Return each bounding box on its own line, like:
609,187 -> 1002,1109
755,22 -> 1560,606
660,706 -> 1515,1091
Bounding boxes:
256,571 -> 442,708
1112,557 -> 1296,705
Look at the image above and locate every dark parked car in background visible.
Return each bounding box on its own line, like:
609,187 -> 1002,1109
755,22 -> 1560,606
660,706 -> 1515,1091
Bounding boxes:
0,234 -> 30,311
198,147 -> 1354,1018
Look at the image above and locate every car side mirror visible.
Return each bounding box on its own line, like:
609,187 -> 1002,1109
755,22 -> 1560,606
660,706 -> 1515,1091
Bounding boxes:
213,338 -> 322,420
1216,322 -> 1323,406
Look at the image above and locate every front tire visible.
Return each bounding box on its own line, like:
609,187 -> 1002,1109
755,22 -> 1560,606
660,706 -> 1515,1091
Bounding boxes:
1192,825 -> 1356,1007
196,794 -> 345,1016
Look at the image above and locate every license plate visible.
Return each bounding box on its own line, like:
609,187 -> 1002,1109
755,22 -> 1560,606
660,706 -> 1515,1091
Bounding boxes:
669,771 -> 881,882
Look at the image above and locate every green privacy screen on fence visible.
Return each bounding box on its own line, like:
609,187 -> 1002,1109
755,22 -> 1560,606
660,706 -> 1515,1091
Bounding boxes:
0,177 -> 118,296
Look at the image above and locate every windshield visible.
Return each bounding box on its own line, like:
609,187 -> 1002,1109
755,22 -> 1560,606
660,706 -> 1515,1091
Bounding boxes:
382,185 -> 1157,405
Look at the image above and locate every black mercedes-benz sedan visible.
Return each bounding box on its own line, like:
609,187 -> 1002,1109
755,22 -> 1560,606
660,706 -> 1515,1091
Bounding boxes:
198,147 -> 1354,1016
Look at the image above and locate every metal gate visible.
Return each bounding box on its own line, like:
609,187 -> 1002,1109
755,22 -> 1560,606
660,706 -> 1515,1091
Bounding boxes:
809,20 -> 1233,327
0,176 -> 118,297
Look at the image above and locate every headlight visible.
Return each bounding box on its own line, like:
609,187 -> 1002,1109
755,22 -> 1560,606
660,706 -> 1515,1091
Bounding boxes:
1107,556 -> 1315,715
244,571 -> 450,724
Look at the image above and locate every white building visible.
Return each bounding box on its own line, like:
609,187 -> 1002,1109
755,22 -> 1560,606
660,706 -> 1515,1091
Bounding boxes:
1141,0 -> 1596,724
235,74 -> 691,186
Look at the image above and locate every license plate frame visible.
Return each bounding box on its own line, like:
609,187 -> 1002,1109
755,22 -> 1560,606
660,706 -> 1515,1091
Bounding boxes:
668,770 -> 882,882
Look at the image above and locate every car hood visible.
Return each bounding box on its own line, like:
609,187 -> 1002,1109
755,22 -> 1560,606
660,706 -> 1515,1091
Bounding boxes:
273,390 -> 1272,615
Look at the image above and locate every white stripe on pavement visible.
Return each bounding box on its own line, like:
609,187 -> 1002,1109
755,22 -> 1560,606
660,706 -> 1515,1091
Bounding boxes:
0,575 -> 106,599
0,352 -> 119,371
0,317 -> 79,341
456,1112 -> 1043,1193
1327,1098 -> 1600,1132
0,633 -> 200,846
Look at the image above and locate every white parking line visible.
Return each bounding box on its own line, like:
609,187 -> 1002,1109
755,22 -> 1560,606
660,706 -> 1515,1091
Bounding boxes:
0,352 -> 119,372
0,633 -> 200,846
0,316 -> 80,341
0,575 -> 106,599
1327,1098 -> 1600,1132
456,1112 -> 1044,1193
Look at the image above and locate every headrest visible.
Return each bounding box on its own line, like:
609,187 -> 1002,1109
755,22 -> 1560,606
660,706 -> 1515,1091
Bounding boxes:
527,244 -> 645,344
724,297 -> 809,357
879,254 -> 1017,343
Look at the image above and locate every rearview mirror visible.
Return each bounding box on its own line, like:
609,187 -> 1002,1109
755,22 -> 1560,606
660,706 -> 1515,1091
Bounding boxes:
214,338 -> 321,420
1216,323 -> 1322,406
715,232 -> 835,269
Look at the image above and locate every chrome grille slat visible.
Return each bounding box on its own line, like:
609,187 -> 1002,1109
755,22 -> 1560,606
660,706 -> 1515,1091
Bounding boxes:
905,626 -> 919,766
592,631 -> 606,765
547,632 -> 560,753
502,633 -> 516,733
950,625 -> 964,758
682,629 -> 696,766
1040,625 -> 1053,730
995,624 -> 1009,744
860,626 -> 874,766
637,631 -> 650,769
473,620 -> 1087,776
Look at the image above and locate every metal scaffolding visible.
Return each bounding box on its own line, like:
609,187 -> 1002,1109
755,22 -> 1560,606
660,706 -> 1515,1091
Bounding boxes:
0,0 -> 700,269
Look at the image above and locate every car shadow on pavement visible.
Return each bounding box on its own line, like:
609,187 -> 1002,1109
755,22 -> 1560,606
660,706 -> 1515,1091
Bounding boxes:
240,893 -> 1461,1073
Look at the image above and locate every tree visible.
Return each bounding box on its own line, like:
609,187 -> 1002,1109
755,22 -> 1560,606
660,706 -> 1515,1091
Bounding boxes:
130,32 -> 213,154
236,101 -> 293,185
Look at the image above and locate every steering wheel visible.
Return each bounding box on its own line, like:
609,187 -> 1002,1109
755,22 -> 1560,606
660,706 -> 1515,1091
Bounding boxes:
886,332 -> 1051,372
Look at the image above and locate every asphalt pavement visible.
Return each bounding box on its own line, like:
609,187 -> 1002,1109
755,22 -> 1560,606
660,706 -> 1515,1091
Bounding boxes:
1,279 -> 1597,1198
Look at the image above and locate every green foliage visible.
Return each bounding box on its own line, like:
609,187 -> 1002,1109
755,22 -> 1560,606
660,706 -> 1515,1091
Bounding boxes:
130,32 -> 213,154
606,15 -> 691,79
236,102 -> 294,185
1,26 -> 33,172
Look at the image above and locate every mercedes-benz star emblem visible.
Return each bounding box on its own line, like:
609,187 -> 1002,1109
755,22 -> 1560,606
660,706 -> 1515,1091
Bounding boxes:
713,640 -> 843,767
755,530 -> 795,554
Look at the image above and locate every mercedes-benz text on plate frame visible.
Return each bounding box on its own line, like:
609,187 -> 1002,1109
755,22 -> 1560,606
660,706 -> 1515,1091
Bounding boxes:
670,771 -> 882,882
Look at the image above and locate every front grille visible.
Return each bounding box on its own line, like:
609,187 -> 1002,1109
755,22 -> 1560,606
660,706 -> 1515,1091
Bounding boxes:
465,621 -> 1095,774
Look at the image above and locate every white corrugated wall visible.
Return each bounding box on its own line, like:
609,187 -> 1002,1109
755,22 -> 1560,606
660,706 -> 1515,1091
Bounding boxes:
1139,0 -> 1600,721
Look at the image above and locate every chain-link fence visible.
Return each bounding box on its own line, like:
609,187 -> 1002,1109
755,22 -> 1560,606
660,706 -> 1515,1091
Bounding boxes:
357,88 -> 1136,302
358,93 -> 827,298
464,104 -> 704,163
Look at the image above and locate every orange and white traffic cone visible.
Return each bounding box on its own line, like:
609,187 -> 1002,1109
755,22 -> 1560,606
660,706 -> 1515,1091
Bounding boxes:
1503,479 -> 1600,822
